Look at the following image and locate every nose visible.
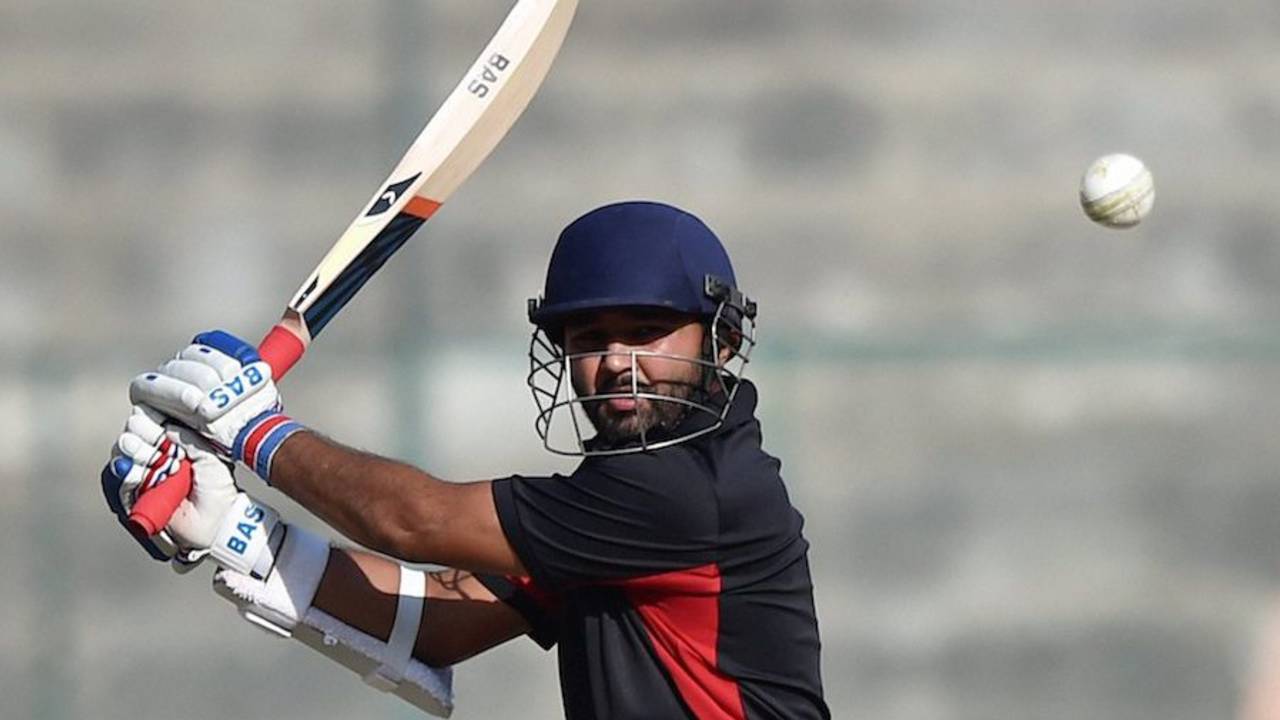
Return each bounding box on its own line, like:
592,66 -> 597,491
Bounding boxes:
600,341 -> 637,375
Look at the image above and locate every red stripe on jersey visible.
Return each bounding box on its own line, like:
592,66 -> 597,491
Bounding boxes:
616,564 -> 746,720
506,575 -> 562,613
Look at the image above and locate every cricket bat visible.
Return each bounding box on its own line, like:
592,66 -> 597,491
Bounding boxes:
129,0 -> 578,534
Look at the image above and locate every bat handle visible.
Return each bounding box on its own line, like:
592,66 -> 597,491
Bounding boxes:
126,318 -> 310,536
258,321 -> 308,381
126,459 -> 193,537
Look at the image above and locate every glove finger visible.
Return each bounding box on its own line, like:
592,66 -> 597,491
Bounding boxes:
122,412 -> 188,496
129,371 -> 205,419
124,405 -> 167,445
109,446 -> 170,510
116,431 -> 164,468
109,453 -> 133,481
100,463 -> 172,562
144,455 -> 185,494
116,434 -> 184,498
157,358 -> 224,392
193,330 -> 263,367
178,343 -> 244,381
105,455 -> 142,511
164,423 -> 223,463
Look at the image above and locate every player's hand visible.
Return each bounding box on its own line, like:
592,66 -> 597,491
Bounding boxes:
107,406 -> 283,575
129,330 -> 292,476
102,405 -> 184,564
107,406 -> 238,566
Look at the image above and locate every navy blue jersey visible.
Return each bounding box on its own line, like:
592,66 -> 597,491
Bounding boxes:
479,381 -> 828,719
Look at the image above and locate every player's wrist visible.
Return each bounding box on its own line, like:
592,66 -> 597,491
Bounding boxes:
232,411 -> 306,484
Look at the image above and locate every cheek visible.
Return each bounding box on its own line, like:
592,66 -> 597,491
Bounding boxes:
636,353 -> 696,384
641,327 -> 705,380
569,357 -> 597,393
670,324 -> 706,357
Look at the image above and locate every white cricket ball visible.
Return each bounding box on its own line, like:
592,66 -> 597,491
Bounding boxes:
1079,153 -> 1155,229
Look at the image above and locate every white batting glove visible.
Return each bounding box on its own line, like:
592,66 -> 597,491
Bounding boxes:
128,330 -> 304,482
110,406 -> 284,577
103,405 -> 185,565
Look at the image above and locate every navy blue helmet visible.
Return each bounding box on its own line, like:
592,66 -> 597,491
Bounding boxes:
528,201 -> 754,335
526,201 -> 758,457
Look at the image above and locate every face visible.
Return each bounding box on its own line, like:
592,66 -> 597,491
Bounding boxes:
561,308 -> 708,445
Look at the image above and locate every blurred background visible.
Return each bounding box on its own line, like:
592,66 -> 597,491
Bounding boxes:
5,1 -> 1280,718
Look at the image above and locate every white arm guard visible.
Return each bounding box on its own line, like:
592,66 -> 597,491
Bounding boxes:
213,524 -> 454,717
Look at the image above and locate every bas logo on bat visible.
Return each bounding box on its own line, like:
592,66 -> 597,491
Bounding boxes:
468,53 -> 510,98
365,173 -> 424,218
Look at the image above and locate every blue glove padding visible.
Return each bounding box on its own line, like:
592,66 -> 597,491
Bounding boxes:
192,330 -> 262,366
101,457 -> 171,562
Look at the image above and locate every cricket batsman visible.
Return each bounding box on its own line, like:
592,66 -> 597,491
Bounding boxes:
104,200 -> 830,719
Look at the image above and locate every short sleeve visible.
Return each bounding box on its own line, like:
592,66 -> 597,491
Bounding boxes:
490,450 -> 719,591
474,574 -> 560,650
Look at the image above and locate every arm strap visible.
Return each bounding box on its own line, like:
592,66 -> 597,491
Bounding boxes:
363,564 -> 427,690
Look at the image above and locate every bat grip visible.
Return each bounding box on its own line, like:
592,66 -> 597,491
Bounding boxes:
126,459 -> 193,537
258,323 -> 307,381
126,322 -> 308,537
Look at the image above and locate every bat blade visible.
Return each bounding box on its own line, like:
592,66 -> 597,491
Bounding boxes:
267,0 -> 579,375
128,0 -> 577,534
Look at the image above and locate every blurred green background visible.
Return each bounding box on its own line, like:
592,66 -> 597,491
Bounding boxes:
5,1 -> 1280,718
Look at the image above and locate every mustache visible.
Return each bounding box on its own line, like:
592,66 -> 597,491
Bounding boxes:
597,378 -> 697,396
594,373 -> 645,394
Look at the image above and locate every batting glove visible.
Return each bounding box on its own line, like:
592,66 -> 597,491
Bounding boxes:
107,406 -> 284,577
102,406 -> 184,564
129,330 -> 304,483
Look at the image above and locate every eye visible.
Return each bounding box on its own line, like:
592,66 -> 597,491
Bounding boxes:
566,329 -> 607,351
634,325 -> 666,340
633,321 -> 683,342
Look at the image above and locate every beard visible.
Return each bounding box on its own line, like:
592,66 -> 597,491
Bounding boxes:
584,379 -> 699,446
571,353 -> 711,447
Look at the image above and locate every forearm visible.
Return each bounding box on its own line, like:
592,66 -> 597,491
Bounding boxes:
268,431 -> 439,558
313,548 -> 529,667
266,431 -> 522,574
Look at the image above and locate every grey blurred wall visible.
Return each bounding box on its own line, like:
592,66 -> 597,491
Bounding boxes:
5,1 -> 1280,718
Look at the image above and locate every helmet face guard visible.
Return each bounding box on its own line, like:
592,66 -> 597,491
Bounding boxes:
527,282 -> 757,456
